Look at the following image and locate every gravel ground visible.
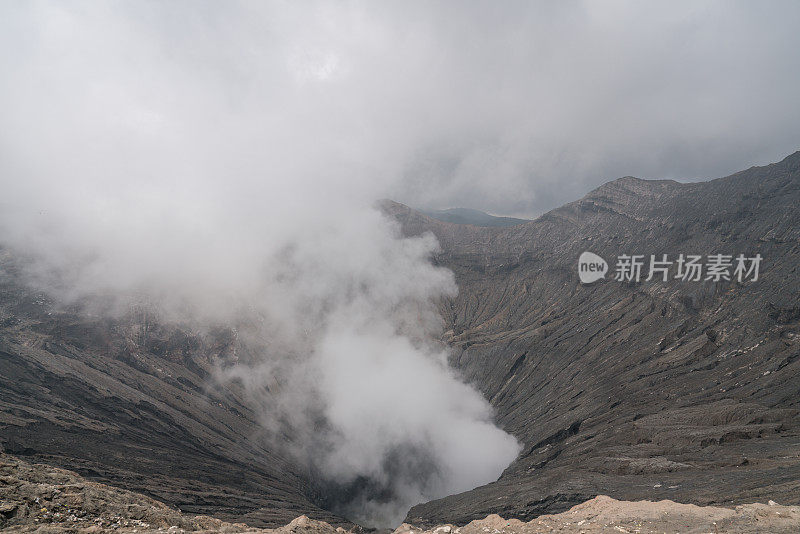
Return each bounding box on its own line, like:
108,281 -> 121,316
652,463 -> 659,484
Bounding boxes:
2,453 -> 799,533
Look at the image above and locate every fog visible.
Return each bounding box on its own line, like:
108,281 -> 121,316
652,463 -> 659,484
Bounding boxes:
1,0 -> 799,527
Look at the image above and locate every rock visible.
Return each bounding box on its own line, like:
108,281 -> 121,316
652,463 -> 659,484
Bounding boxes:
0,276 -> 349,528
2,452 -> 796,533
290,516 -> 310,527
2,152 -> 800,529
398,152 -> 800,524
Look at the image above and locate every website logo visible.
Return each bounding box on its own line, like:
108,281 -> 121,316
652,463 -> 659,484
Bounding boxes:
578,252 -> 762,284
578,251 -> 609,284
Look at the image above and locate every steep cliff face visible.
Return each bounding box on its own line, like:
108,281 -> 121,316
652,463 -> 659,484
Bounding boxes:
1,153 -> 799,528
398,152 -> 800,524
0,265 -> 344,527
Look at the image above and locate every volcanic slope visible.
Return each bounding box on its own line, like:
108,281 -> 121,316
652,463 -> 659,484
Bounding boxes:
382,151 -> 800,525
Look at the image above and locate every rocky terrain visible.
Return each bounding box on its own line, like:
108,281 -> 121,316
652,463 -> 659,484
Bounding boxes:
0,259 -> 343,527
2,453 -> 799,533
388,151 -> 800,524
1,152 -> 799,528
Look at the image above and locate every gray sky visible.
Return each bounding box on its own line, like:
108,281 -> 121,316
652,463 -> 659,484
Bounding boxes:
1,3 -> 798,524
2,1 -> 799,218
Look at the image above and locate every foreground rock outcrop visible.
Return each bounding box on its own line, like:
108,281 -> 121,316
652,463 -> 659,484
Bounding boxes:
402,497 -> 800,533
2,453 -> 799,533
0,452 -> 353,533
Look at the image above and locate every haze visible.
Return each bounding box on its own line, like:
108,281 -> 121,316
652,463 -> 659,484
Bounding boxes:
1,0 -> 799,527
2,1 -> 799,219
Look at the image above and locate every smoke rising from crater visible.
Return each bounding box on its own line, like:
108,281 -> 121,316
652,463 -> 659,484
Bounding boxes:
0,1 -> 525,526
2,0 -> 799,526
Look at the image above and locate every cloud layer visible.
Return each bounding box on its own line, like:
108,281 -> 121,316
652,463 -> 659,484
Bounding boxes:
2,1 -> 799,219
1,0 -> 799,526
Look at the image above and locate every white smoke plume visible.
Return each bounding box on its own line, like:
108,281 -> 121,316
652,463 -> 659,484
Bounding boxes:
0,1 -> 521,527
8,0 -> 796,524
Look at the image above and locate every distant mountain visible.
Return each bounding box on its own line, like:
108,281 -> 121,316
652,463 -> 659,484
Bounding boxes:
419,207 -> 529,227
2,152 -> 799,529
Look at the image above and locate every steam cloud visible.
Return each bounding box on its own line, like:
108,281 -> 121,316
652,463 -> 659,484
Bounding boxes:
0,1 -> 523,526
3,0 -> 799,526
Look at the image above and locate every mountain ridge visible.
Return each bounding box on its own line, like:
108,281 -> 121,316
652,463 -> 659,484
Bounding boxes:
393,151 -> 800,525
1,151 -> 799,528
419,207 -> 529,227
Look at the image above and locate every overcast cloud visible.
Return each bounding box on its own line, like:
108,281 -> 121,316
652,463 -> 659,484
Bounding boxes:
0,1 -> 799,526
2,1 -> 799,218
